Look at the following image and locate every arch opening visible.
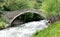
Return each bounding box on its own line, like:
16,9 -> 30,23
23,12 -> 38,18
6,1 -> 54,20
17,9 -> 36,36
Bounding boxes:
11,12 -> 45,27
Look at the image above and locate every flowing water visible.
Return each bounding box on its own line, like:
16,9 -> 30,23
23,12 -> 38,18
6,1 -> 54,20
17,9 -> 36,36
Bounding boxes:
0,20 -> 49,37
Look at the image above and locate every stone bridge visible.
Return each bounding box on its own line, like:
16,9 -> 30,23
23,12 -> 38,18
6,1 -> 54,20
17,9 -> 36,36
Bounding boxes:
2,9 -> 46,26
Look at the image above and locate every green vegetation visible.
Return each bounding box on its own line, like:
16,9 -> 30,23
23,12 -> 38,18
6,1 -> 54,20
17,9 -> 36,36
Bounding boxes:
0,22 -> 6,29
0,19 -> 6,29
41,0 -> 59,17
0,17 -> 7,29
0,11 -> 7,29
0,0 -> 43,11
32,21 -> 60,37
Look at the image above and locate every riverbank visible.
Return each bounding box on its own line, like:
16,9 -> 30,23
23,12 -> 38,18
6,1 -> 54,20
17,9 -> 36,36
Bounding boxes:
32,21 -> 60,37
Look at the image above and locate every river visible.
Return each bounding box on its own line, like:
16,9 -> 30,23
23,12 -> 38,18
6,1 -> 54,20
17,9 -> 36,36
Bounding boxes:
0,20 -> 49,37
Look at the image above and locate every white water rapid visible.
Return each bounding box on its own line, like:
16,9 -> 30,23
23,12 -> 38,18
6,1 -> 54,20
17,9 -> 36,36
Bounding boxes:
0,20 -> 49,37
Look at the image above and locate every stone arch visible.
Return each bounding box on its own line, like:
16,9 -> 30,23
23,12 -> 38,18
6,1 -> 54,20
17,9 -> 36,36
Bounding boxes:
10,10 -> 45,26
2,9 -> 46,27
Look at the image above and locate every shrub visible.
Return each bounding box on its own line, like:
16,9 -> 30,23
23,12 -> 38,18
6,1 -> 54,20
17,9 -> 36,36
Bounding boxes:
8,0 -> 38,10
0,0 -> 43,11
41,0 -> 59,17
0,22 -> 6,29
0,17 -> 7,29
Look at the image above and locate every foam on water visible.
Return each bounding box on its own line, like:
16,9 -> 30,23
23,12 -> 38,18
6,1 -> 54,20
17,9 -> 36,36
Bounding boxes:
0,20 -> 49,37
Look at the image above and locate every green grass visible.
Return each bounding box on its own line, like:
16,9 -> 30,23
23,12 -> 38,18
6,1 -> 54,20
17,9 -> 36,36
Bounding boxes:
32,21 -> 60,37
